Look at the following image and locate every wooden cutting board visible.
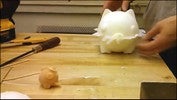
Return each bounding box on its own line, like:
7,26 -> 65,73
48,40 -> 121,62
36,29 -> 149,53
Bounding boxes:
1,33 -> 176,99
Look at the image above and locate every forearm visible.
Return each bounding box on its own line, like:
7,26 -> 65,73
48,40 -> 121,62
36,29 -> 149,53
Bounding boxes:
103,0 -> 134,11
103,0 -> 122,11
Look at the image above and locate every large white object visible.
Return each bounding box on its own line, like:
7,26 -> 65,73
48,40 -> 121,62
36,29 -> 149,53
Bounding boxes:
1,91 -> 30,99
94,9 -> 143,53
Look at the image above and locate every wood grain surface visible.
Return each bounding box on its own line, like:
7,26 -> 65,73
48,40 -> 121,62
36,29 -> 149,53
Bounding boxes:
1,33 -> 176,99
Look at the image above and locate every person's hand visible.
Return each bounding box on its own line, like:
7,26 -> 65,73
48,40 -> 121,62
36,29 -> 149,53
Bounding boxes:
121,0 -> 131,11
103,0 -> 131,12
137,16 -> 176,55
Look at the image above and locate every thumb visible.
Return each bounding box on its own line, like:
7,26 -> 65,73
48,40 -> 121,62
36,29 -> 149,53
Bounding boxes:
143,25 -> 160,41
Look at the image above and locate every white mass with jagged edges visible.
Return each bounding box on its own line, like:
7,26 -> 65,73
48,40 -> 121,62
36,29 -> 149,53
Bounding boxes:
94,9 -> 144,53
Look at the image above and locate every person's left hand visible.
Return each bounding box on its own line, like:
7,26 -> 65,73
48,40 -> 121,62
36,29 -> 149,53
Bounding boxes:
136,16 -> 176,55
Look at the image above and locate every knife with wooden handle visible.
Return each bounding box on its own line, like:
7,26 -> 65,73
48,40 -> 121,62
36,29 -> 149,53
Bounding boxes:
0,37 -> 61,67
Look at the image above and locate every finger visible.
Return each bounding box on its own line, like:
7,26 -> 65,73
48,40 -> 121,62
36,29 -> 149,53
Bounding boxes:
143,25 -> 160,41
137,35 -> 172,55
136,39 -> 160,55
137,39 -> 159,52
137,49 -> 158,55
137,44 -> 171,56
137,25 -> 161,51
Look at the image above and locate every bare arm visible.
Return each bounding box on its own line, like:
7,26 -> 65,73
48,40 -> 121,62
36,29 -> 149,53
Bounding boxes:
103,0 -> 133,12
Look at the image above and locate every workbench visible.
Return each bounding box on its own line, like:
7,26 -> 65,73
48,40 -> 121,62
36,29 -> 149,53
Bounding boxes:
1,33 -> 176,99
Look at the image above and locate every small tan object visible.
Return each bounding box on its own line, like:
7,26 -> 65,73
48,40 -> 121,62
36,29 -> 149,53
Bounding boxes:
39,67 -> 59,89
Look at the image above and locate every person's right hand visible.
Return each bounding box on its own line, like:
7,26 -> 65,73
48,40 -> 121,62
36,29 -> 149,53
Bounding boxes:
103,0 -> 131,12
136,16 -> 177,55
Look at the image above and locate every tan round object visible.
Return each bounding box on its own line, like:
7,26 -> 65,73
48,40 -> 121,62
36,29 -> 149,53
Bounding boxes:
39,67 -> 59,89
